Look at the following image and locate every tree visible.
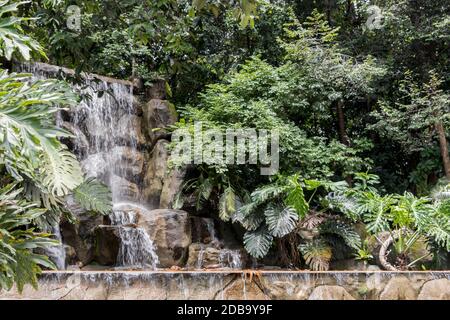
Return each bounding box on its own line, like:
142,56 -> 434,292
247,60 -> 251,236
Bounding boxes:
371,71 -> 450,181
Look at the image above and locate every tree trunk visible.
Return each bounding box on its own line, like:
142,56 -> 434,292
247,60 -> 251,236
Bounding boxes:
436,121 -> 450,179
336,100 -> 350,146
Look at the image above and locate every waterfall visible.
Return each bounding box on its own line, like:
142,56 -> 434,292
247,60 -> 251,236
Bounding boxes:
111,204 -> 159,269
45,224 -> 66,270
15,62 -> 159,270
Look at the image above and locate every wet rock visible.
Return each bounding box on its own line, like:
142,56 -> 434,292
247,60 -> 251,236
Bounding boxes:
417,279 -> 450,300
109,175 -> 140,202
142,99 -> 177,145
190,217 -> 220,245
187,244 -> 220,269
141,140 -> 169,208
60,197 -> 104,266
64,245 -> 78,266
220,278 -> 268,300
116,114 -> 146,146
138,209 -> 191,267
81,152 -> 108,179
93,225 -> 121,265
109,147 -> 144,179
379,276 -> 417,300
308,285 -> 355,300
262,280 -> 303,300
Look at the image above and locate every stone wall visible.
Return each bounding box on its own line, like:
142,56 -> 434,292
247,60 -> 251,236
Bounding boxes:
1,271 -> 449,300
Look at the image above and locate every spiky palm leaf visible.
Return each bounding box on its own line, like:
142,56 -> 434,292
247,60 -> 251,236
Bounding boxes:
243,225 -> 273,259
72,178 -> 112,215
264,204 -> 298,237
232,208 -> 264,231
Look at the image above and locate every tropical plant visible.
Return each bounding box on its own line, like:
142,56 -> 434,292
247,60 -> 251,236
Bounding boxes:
0,183 -> 57,292
325,175 -> 450,270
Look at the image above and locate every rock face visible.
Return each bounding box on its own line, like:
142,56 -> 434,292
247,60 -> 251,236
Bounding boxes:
417,279 -> 450,300
109,175 -> 140,202
116,114 -> 146,146
308,285 -> 355,300
142,99 -> 177,145
379,276 -> 417,300
138,209 -> 191,267
3,271 -> 448,300
109,147 -> 144,179
142,140 -> 170,208
159,166 -> 186,209
60,197 -> 104,266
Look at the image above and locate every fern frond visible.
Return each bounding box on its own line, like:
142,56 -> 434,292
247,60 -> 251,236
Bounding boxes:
72,178 -> 112,215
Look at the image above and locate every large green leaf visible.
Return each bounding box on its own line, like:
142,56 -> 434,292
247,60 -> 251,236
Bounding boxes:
218,186 -> 236,222
0,1 -> 45,60
264,204 -> 298,237
243,226 -> 273,259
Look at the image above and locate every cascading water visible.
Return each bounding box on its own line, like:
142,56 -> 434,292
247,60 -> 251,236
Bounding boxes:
111,203 -> 159,269
44,224 -> 66,270
15,62 -> 159,270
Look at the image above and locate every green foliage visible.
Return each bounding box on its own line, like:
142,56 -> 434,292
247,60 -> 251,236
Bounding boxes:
0,70 -> 82,196
0,0 -> 45,60
72,178 -> 112,215
264,204 -> 298,238
299,239 -> 332,271
243,225 -> 273,259
0,184 -> 57,292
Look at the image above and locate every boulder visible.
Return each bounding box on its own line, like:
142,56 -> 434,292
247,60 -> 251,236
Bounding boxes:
417,279 -> 450,300
141,140 -> 169,208
308,285 -> 355,300
138,209 -> 191,267
142,99 -> 177,145
379,276 -> 417,300
187,244 -> 221,269
60,196 -> 104,266
116,114 -> 146,146
93,225 -> 121,265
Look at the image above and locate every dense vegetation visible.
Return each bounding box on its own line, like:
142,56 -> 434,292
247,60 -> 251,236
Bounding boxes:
0,0 -> 449,289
